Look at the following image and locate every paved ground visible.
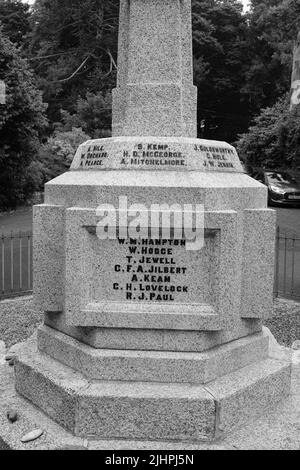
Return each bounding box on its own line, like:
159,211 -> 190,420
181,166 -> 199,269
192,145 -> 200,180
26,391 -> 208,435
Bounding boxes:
0,297 -> 42,349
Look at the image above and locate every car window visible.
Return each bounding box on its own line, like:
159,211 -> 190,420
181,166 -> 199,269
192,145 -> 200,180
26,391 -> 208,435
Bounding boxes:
265,172 -> 298,185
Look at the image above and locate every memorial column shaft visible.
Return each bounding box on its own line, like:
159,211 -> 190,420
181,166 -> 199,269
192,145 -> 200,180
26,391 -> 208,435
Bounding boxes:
112,0 -> 197,137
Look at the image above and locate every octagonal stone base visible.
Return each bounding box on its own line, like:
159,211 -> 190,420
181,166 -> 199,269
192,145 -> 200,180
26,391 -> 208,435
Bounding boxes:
14,327 -> 291,442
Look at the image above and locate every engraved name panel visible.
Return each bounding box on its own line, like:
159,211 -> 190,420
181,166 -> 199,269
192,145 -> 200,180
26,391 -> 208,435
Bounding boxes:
90,235 -> 218,306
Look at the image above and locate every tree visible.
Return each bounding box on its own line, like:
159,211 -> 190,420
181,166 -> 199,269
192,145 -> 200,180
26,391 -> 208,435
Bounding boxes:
27,0 -> 119,125
243,0 -> 300,115
26,0 -> 297,144
2,0 -> 296,152
58,91 -> 112,138
0,28 -> 47,209
237,93 -> 300,171
192,0 -> 252,142
27,0 -> 256,143
0,0 -> 31,47
37,127 -> 91,183
236,0 -> 300,171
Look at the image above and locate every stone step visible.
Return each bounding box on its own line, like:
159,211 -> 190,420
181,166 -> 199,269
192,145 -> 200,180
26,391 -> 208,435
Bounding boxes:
77,301 -> 222,331
0,363 -> 231,450
15,334 -> 291,441
37,325 -> 269,384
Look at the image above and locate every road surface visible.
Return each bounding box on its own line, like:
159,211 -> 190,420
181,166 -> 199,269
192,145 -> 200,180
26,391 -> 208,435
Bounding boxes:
0,208 -> 32,236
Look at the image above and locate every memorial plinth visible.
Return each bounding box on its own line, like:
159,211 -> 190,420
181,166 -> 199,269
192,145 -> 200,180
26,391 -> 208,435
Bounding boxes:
13,0 -> 291,443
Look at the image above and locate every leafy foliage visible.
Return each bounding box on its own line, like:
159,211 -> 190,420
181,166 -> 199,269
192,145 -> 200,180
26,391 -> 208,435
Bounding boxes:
192,0 -> 252,142
22,0 -> 300,144
1,0 -> 300,209
58,91 -> 112,138
37,127 -> 91,183
0,29 -> 47,209
242,0 -> 300,114
0,0 -> 31,47
237,94 -> 300,170
27,0 -> 119,124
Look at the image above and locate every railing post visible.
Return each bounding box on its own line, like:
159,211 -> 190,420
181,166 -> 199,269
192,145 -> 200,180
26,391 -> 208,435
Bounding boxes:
1,234 -> 4,298
0,232 -> 33,299
19,231 -> 22,292
283,232 -> 287,295
274,226 -> 280,298
291,235 -> 296,297
28,234 -> 31,290
10,231 -> 13,293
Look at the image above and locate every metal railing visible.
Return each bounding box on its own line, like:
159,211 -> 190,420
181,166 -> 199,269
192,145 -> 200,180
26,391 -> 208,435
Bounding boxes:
0,229 -> 299,301
0,231 -> 32,299
274,227 -> 300,300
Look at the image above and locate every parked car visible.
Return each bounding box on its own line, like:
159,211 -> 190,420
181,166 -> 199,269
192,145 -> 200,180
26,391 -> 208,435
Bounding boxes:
251,169 -> 300,206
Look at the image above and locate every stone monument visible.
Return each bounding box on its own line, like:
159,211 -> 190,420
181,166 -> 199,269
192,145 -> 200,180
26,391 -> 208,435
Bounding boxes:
14,0 -> 290,442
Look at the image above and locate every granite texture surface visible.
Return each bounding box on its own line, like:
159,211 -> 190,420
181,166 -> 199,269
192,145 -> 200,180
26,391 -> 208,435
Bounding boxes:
34,177 -> 271,352
62,207 -> 239,336
0,340 -> 298,449
206,357 -> 291,437
12,0 -> 285,446
266,298 -> 300,346
241,209 -> 276,320
15,336 -> 88,433
13,333 -> 291,441
70,137 -> 243,172
37,325 -> 269,384
1,295 -> 297,353
44,310 -> 263,352
0,296 -> 41,348
33,204 -> 64,313
112,0 -> 197,137
79,302 -> 221,331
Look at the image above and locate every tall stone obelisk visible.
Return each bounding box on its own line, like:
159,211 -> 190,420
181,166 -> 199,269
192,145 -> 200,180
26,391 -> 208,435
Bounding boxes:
11,0 -> 291,444
112,0 -> 197,138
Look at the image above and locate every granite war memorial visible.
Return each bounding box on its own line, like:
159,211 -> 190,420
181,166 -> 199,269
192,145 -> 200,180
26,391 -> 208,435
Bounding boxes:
13,0 -> 291,442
